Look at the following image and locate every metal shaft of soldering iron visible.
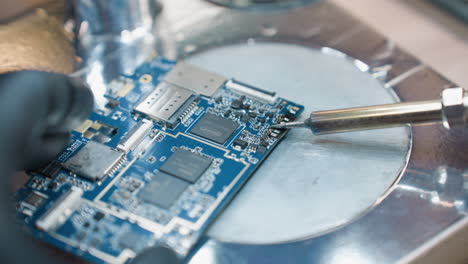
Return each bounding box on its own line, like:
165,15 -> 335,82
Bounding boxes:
272,87 -> 468,135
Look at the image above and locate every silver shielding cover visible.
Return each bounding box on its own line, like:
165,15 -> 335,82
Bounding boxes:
164,62 -> 227,97
135,82 -> 194,126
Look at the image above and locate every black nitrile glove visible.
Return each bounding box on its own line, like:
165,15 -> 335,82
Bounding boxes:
0,70 -> 93,264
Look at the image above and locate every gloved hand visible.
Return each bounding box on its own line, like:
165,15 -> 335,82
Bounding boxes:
0,71 -> 93,169
0,70 -> 93,264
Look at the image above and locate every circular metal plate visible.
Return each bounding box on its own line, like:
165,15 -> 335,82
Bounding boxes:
205,0 -> 318,10
187,42 -> 411,244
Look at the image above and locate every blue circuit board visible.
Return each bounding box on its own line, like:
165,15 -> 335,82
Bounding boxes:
15,57 -> 303,264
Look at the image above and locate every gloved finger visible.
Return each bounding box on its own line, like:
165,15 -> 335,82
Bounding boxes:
22,133 -> 70,169
0,70 -> 94,170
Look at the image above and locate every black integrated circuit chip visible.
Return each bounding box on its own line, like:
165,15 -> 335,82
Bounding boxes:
233,138 -> 248,149
93,212 -> 105,221
256,145 -> 267,154
137,172 -> 189,209
24,192 -> 46,208
191,112 -> 239,144
160,148 -> 212,183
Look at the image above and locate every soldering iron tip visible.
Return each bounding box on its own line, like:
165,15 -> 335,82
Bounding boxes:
270,121 -> 307,129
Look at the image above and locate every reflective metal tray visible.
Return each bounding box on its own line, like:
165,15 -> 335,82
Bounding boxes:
79,1 -> 468,262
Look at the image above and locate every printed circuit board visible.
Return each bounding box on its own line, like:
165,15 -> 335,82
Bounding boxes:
15,57 -> 303,263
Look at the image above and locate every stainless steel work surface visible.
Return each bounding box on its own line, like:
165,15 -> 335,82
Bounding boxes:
187,43 -> 410,244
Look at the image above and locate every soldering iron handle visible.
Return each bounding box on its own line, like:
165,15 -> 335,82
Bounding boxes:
308,87 -> 468,135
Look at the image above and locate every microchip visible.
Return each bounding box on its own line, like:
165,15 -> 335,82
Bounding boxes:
191,113 -> 239,144
241,114 -> 250,123
248,111 -> 257,118
24,192 -> 46,208
231,99 -> 242,109
160,148 -> 212,183
283,109 -> 297,120
241,102 -> 250,109
137,172 -> 189,209
63,141 -> 123,182
260,140 -> 269,147
256,145 -> 267,154
83,121 -> 118,144
76,231 -> 86,241
93,212 -> 105,221
233,139 -> 248,149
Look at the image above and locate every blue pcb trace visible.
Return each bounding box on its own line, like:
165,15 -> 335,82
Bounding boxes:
15,57 -> 303,263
